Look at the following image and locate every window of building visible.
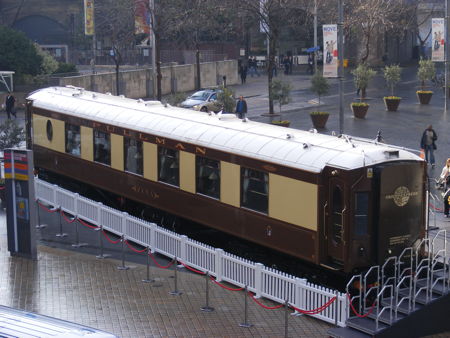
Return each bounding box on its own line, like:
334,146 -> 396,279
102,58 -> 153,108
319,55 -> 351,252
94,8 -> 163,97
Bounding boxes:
124,137 -> 143,175
65,123 -> 81,156
158,147 -> 179,186
93,130 -> 111,165
196,156 -> 220,199
241,167 -> 268,214
354,192 -> 369,236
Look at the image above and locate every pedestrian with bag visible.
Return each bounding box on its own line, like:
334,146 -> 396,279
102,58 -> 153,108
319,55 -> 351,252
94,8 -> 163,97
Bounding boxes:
5,92 -> 16,119
420,125 -> 437,168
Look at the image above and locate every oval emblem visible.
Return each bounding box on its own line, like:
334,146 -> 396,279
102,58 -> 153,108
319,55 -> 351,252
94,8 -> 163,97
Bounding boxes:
393,186 -> 411,207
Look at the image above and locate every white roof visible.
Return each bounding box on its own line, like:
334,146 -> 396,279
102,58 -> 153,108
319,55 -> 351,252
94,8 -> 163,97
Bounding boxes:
27,87 -> 422,173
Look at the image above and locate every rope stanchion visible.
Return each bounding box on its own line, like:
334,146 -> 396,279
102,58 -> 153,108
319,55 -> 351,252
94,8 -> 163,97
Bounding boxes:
346,293 -> 377,318
169,256 -> 182,296
178,260 -> 206,275
210,277 -> 244,291
201,271 -> 214,312
248,292 -> 284,310
78,218 -> 98,229
60,210 -> 77,224
55,206 -> 67,238
290,296 -> 337,315
35,199 -> 47,229
37,201 -> 59,213
239,285 -> 253,328
70,214 -> 88,249
149,252 -> 176,269
95,226 -> 110,259
429,202 -> 444,212
142,247 -> 158,286
125,240 -> 147,253
284,299 -> 289,338
117,236 -> 130,271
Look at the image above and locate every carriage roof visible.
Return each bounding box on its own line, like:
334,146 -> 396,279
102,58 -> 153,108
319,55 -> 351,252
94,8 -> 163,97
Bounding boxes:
27,87 -> 421,173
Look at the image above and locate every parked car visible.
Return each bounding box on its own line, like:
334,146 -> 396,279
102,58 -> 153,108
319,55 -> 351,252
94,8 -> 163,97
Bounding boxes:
180,89 -> 222,113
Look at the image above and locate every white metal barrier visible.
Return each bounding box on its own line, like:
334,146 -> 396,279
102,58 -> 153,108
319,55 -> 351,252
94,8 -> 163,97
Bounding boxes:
35,178 -> 347,327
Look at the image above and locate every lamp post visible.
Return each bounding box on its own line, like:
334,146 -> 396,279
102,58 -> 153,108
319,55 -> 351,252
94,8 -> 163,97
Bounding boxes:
314,0 -> 318,73
445,0 -> 449,114
149,0 -> 157,99
338,0 -> 344,134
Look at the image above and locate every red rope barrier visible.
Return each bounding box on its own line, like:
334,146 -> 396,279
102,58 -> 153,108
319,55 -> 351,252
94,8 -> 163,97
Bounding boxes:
178,260 -> 206,275
248,292 -> 284,310
149,252 -> 176,269
124,240 -> 147,253
346,293 -> 377,318
77,218 -> 98,229
101,230 -> 121,244
290,296 -> 337,315
0,186 -> 5,190
209,276 -> 244,291
429,202 -> 443,212
37,201 -> 58,213
60,210 -> 77,223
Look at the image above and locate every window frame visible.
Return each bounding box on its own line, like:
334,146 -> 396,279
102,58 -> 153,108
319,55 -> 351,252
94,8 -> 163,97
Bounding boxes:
93,129 -> 111,166
157,146 -> 179,187
64,123 -> 81,157
241,167 -> 268,214
196,156 -> 220,199
124,137 -> 143,176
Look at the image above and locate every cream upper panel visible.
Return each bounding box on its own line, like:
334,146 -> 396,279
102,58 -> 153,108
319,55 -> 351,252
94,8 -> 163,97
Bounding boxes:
33,114 -> 65,153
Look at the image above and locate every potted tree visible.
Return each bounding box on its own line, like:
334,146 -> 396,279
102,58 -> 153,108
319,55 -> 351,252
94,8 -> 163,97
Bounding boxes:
217,86 -> 236,113
383,65 -> 402,111
417,58 -> 435,104
270,79 -> 292,127
309,73 -> 330,128
351,64 -> 376,118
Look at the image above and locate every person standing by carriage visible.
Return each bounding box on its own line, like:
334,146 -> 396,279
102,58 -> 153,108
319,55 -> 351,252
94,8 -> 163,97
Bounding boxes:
420,125 -> 437,168
5,92 -> 16,119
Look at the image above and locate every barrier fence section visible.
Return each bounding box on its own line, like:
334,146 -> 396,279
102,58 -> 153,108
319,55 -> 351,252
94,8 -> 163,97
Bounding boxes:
35,178 -> 347,327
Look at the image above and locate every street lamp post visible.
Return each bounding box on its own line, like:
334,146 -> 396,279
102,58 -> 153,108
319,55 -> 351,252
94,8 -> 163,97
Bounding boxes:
149,0 -> 157,99
338,0 -> 344,134
314,0 -> 318,74
445,0 -> 449,114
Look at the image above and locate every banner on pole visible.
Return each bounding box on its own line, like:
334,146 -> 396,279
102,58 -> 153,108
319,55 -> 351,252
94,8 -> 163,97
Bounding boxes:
84,0 -> 94,36
432,18 -> 445,62
135,0 -> 151,45
260,0 -> 268,33
323,24 -> 338,78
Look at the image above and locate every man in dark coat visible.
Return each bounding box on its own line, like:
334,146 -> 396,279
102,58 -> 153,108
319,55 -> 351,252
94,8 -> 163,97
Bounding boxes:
5,92 -> 16,119
235,96 -> 247,119
420,125 -> 437,168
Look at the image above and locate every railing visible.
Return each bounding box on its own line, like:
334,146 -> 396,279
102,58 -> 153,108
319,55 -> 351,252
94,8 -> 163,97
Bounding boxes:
35,178 -> 347,327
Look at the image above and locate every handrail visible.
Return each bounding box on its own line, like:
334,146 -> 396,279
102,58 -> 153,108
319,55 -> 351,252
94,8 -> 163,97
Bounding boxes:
346,274 -> 362,317
382,256 -> 397,289
396,275 -> 412,318
376,285 -> 393,330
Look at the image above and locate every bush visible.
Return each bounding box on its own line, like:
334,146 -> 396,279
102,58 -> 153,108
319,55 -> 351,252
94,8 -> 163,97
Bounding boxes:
217,86 -> 235,113
383,65 -> 402,96
417,58 -> 435,91
352,64 -> 376,100
54,62 -> 78,74
165,92 -> 186,106
0,120 -> 25,150
310,74 -> 329,105
270,79 -> 292,114
310,111 -> 329,115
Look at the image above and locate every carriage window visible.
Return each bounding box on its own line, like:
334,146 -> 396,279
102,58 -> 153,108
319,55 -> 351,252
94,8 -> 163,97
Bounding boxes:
124,137 -> 143,175
241,167 -> 268,214
354,192 -> 369,236
196,156 -> 220,199
158,147 -> 179,186
332,186 -> 344,244
65,124 -> 81,156
93,130 -> 111,166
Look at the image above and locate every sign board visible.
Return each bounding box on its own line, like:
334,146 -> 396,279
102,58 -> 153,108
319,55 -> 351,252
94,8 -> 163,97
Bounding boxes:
323,24 -> 338,78
5,149 -> 37,259
84,0 -> 95,36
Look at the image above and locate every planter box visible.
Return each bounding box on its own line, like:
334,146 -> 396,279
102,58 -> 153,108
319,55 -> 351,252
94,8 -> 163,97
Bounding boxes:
383,98 -> 401,112
310,114 -> 329,129
416,91 -> 433,104
351,104 -> 369,119
271,121 -> 290,128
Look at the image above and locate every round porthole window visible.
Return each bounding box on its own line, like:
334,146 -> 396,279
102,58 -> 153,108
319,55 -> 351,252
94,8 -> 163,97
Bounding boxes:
46,120 -> 53,141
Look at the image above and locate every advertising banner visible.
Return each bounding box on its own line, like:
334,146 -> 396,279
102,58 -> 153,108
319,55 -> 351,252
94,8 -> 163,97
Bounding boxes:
84,0 -> 94,36
323,24 -> 338,78
432,18 -> 445,62
260,0 -> 268,33
135,0 -> 151,45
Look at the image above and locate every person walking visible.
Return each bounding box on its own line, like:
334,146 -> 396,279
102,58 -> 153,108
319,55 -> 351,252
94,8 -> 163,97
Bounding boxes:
5,92 -> 16,119
420,125 -> 437,168
235,96 -> 247,119
239,65 -> 247,84
438,158 -> 450,190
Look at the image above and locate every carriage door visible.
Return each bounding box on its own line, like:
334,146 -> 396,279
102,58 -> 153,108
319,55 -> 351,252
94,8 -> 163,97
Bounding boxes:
326,178 -> 347,264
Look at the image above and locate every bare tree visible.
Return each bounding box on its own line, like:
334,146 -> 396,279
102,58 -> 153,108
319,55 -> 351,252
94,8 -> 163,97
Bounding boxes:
95,0 -> 135,95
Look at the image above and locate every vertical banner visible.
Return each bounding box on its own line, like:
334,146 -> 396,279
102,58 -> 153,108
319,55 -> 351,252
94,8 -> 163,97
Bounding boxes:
84,0 -> 94,36
432,18 -> 445,62
323,24 -> 338,78
260,0 -> 268,33
135,0 -> 151,45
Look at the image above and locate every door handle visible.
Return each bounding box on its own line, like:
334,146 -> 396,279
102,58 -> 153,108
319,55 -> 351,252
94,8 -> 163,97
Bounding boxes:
341,206 -> 347,243
323,202 -> 328,239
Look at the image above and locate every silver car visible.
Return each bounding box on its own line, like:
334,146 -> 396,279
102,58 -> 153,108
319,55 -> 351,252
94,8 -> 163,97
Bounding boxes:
180,89 -> 222,113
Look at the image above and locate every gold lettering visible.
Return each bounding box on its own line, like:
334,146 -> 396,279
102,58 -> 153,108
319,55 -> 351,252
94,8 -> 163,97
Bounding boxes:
123,129 -> 131,137
106,125 -> 115,133
156,137 -> 165,145
92,122 -> 101,128
139,133 -> 149,141
175,143 -> 186,150
196,147 -> 206,155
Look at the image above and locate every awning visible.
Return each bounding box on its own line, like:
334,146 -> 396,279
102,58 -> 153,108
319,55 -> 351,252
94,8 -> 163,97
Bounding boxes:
306,46 -> 320,53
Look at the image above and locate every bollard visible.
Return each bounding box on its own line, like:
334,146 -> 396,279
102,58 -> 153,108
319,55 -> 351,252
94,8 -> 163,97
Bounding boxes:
55,207 -> 67,238
117,236 -> 130,270
239,285 -> 253,328
71,217 -> 88,248
169,257 -> 182,296
35,200 -> 47,229
95,226 -> 110,259
284,299 -> 289,338
201,271 -> 214,312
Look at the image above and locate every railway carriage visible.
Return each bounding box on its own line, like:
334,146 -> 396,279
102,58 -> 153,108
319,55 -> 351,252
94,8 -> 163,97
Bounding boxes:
26,87 -> 426,273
